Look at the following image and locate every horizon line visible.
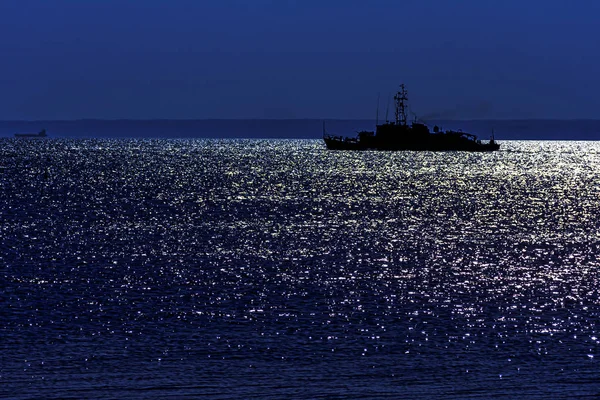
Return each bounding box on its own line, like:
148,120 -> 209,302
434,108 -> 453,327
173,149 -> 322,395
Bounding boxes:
2,118 -> 600,122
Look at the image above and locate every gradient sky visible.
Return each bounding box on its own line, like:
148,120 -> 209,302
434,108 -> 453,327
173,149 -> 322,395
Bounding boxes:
0,0 -> 598,120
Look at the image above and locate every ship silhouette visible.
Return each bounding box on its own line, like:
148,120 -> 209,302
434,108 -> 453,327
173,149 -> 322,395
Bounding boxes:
14,129 -> 48,138
323,85 -> 499,152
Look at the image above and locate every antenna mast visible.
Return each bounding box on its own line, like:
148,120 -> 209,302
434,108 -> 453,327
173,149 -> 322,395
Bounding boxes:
394,84 -> 408,126
376,93 -> 380,125
385,94 -> 391,123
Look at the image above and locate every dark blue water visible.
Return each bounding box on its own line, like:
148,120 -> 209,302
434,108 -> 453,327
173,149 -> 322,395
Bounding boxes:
2,139 -> 600,399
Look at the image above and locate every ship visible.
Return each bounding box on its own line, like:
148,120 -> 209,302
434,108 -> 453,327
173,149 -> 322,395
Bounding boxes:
15,129 -> 48,138
323,84 -> 499,152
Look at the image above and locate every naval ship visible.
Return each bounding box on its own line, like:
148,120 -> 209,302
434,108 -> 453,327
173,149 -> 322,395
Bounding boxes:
323,85 -> 499,152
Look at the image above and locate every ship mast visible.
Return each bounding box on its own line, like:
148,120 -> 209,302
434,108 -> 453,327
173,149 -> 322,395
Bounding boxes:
394,84 -> 408,126
376,93 -> 380,125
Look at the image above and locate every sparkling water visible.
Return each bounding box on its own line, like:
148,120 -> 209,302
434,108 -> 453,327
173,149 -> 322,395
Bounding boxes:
2,139 -> 600,398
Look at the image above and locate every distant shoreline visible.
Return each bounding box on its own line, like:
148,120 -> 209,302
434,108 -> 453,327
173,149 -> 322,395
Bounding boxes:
2,119 -> 600,140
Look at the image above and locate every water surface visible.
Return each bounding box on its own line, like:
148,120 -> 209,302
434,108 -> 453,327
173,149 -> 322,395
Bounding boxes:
2,139 -> 600,398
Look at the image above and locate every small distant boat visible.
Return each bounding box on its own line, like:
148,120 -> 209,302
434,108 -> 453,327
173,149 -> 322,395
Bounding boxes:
15,129 -> 48,138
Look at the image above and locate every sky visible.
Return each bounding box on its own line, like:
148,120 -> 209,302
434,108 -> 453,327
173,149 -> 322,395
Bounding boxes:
0,0 -> 598,120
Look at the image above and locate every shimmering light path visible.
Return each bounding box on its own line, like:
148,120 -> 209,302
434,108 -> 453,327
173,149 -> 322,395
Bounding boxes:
2,139 -> 600,399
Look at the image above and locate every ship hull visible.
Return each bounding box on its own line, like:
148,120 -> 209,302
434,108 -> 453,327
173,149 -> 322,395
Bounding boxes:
323,123 -> 500,152
323,136 -> 366,150
324,136 -> 500,152
14,134 -> 47,138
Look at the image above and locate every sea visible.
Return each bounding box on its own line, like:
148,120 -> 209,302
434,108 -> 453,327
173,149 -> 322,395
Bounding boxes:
2,136 -> 600,399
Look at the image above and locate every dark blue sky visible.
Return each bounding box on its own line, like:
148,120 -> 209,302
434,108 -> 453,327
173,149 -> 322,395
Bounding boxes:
0,0 -> 598,120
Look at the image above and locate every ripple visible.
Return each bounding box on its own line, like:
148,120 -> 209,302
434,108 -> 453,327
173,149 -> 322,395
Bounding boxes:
2,139 -> 600,398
